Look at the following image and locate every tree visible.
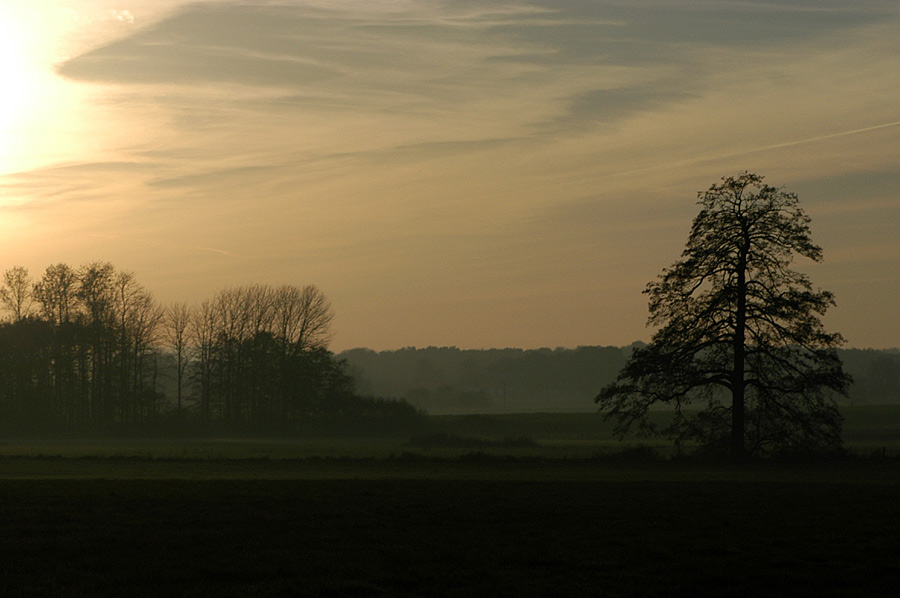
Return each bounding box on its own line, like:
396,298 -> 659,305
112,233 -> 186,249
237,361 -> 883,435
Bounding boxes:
163,302 -> 192,411
272,284 -> 334,352
0,266 -> 33,322
77,262 -> 115,326
33,263 -> 79,326
76,262 -> 116,423
596,173 -> 851,458
190,298 -> 220,421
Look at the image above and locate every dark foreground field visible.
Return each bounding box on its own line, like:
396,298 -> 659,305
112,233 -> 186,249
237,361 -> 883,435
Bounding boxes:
2,460 -> 900,597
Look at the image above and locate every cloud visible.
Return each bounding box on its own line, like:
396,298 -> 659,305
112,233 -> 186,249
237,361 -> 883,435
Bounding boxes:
62,1 -> 900,155
108,9 -> 135,24
48,3 -> 678,124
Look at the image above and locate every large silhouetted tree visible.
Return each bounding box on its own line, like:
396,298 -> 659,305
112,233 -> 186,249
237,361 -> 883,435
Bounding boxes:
596,173 -> 851,458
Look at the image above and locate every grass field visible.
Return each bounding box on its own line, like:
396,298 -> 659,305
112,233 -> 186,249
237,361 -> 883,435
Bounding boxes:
3,404 -> 899,463
2,405 -> 899,596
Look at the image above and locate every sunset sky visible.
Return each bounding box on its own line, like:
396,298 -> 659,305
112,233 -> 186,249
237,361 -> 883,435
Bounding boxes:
1,0 -> 898,351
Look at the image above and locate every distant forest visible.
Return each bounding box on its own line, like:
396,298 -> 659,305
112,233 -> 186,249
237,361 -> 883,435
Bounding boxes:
339,345 -> 900,415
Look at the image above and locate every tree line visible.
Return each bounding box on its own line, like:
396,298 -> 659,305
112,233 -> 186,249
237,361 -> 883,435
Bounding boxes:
341,345 -> 630,414
340,344 -> 899,415
0,263 -> 420,436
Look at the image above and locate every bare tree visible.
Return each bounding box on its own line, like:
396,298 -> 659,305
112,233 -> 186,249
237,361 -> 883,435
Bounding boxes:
245,284 -> 275,340
129,290 -> 163,421
110,271 -> 161,423
0,266 -> 33,322
77,262 -> 115,326
163,302 -> 193,411
32,263 -> 80,417
273,284 -> 334,351
75,262 -> 116,422
33,263 -> 79,326
190,298 -> 220,421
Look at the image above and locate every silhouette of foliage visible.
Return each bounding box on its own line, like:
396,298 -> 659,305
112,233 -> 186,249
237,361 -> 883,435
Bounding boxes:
0,264 -> 419,436
596,173 -> 851,458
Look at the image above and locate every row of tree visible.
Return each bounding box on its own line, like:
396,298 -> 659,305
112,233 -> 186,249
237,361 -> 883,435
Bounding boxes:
0,263 -> 419,435
340,344 -> 899,415
341,345 -> 629,413
0,263 -> 162,431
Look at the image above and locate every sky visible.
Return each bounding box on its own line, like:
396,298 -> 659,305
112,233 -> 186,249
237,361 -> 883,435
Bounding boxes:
1,0 -> 898,351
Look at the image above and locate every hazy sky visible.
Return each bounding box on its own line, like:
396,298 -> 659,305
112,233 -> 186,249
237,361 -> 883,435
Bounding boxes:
1,0 -> 898,351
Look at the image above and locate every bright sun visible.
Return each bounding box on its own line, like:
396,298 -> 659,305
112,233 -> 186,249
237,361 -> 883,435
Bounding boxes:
0,23 -> 26,117
0,5 -> 84,177
0,3 -> 135,178
0,13 -> 40,175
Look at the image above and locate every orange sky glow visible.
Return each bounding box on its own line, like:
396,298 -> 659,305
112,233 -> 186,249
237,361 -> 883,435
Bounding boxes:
1,0 -> 899,351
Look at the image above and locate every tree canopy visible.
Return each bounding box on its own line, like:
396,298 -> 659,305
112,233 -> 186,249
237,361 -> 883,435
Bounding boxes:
596,173 -> 851,458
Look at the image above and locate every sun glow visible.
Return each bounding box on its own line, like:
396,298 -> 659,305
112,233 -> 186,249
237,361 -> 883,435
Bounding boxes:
0,7 -> 71,178
0,4 -> 109,179
0,3 -> 158,182
0,15 -> 36,169
0,26 -> 25,117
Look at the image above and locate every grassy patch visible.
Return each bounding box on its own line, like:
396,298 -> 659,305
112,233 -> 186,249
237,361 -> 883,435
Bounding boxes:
407,432 -> 540,449
2,404 -> 897,463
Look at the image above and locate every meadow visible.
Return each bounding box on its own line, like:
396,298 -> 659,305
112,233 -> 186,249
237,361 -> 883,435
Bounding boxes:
1,405 -> 899,596
2,404 -> 899,465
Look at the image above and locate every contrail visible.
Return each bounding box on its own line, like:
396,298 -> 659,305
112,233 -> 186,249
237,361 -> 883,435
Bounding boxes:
604,119 -> 900,180
757,120 -> 900,152
91,234 -> 234,257
194,246 -> 232,256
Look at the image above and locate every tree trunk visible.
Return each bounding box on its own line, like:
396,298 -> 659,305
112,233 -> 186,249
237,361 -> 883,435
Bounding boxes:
731,352 -> 745,460
731,232 -> 749,460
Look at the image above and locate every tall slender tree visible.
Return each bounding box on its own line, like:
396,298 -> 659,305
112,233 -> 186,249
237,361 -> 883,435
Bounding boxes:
163,302 -> 192,411
596,173 -> 851,458
190,298 -> 220,421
